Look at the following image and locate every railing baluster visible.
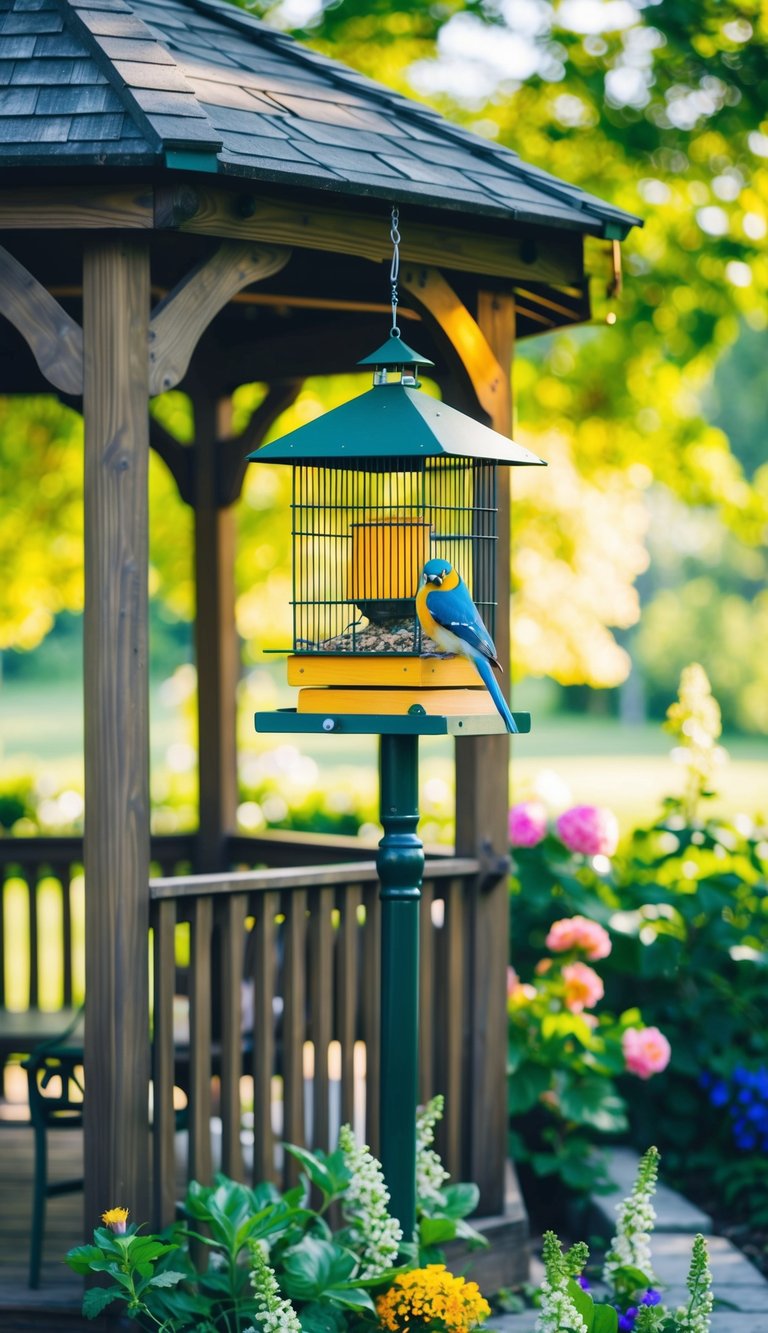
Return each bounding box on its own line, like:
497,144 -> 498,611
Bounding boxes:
309,885 -> 334,1152
0,871 -> 6,1010
251,890 -> 278,1185
27,864 -> 40,1010
56,862 -> 74,1009
219,894 -> 247,1182
419,881 -> 435,1103
337,884 -> 361,1130
189,897 -> 213,1186
362,884 -> 381,1155
282,887 -> 307,1187
439,878 -> 466,1180
152,898 -> 177,1230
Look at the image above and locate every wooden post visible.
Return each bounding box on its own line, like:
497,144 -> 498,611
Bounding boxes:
192,392 -> 239,873
83,239 -> 151,1228
454,291 -> 515,1214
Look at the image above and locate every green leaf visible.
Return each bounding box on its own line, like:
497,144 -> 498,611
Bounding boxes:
592,1303 -> 619,1333
284,1143 -> 351,1203
508,1062 -> 551,1114
281,1237 -> 357,1301
299,1303 -> 348,1333
558,1078 -> 628,1133
568,1277 -> 595,1328
65,1244 -> 106,1275
326,1286 -> 376,1312
419,1216 -> 457,1247
148,1270 -> 186,1288
439,1182 -> 480,1219
82,1286 -> 123,1319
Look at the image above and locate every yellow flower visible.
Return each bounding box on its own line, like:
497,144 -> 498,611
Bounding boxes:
376,1264 -> 491,1331
101,1206 -> 129,1233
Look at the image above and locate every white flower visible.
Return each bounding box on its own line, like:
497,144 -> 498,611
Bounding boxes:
247,1242 -> 302,1333
416,1095 -> 450,1204
535,1232 -> 589,1333
603,1146 -> 659,1289
338,1123 -> 402,1278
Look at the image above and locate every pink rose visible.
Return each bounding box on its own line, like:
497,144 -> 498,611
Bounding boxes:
556,805 -> 619,857
508,801 -> 548,848
622,1027 -> 671,1079
562,961 -> 604,1013
546,915 -> 612,961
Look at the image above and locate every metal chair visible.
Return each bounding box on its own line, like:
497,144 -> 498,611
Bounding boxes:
22,1009 -> 85,1289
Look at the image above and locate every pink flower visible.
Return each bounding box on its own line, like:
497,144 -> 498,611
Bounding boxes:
546,915 -> 612,961
622,1027 -> 671,1079
508,801 -> 548,848
556,805 -> 619,857
562,961 -> 604,1013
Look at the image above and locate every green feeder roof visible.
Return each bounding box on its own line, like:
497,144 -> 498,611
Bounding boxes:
357,337 -> 435,369
247,381 -> 546,467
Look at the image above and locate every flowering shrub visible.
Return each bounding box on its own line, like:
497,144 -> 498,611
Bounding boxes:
508,920 -> 669,1196
535,1149 -> 713,1333
66,1111 -> 488,1332
508,665 -> 768,1231
376,1265 -> 490,1331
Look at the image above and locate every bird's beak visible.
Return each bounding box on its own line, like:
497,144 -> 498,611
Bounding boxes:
426,574 -> 443,586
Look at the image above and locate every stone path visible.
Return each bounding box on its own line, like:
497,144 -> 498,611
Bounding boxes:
487,1148 -> 768,1333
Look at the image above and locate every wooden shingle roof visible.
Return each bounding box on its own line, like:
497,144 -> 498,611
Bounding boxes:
0,0 -> 640,240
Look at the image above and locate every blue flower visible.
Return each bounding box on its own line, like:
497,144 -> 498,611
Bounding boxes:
577,1275 -> 591,1291
641,1289 -> 662,1306
709,1080 -> 729,1107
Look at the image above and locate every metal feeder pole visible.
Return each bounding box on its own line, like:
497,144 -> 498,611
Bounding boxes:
377,731 -> 423,1238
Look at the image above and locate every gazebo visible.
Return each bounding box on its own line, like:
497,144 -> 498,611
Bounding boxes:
0,0 -> 639,1293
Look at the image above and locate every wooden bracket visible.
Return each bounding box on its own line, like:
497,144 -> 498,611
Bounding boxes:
0,244 -> 84,395
216,380 -> 303,507
148,241 -> 291,395
150,380 -> 303,509
399,265 -> 506,421
149,415 -> 194,505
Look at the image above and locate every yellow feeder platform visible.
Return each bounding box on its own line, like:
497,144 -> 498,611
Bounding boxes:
287,654 -> 479,689
297,686 -> 496,716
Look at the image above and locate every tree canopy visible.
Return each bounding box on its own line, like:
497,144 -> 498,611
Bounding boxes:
1,0 -> 767,726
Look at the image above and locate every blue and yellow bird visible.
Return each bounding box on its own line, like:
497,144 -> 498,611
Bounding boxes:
416,557 -> 518,734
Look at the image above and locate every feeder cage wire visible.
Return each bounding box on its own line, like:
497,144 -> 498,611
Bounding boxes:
291,454 -> 498,657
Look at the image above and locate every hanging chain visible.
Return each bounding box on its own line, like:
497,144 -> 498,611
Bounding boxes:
389,205 -> 401,337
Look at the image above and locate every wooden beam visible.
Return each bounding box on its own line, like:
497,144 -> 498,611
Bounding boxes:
192,382 -> 303,871
0,185 -> 155,231
0,244 -> 84,395
400,266 -> 505,421
167,187 -> 583,285
148,241 -> 291,395
193,392 -> 239,875
453,292 -> 516,1216
83,239 -> 151,1230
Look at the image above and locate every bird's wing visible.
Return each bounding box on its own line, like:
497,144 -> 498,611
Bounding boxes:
426,585 -> 499,663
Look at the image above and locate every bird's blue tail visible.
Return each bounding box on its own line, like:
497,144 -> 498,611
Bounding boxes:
473,655 -> 518,734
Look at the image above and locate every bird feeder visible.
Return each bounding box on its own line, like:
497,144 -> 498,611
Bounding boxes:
248,333 -> 544,732
245,211 -> 545,1237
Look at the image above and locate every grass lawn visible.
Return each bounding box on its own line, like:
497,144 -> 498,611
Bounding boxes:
1,674 -> 765,835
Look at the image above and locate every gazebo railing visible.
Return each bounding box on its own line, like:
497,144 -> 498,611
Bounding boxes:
148,856 -> 481,1227
0,833 -> 195,1015
0,830 -> 409,1016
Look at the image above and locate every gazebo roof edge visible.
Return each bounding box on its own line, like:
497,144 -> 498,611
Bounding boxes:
0,0 -> 641,242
